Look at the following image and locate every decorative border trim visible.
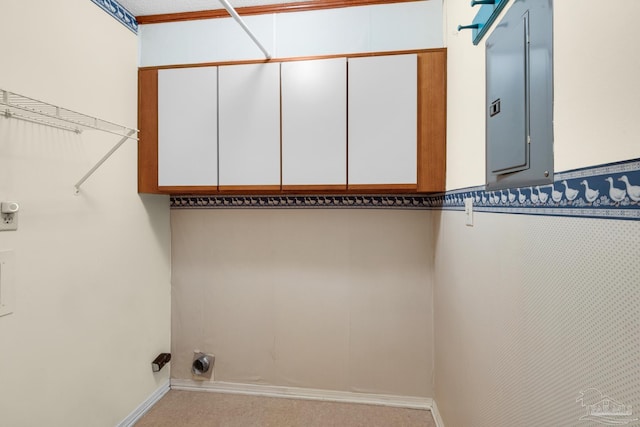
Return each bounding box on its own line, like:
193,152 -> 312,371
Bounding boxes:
171,194 -> 437,210
170,158 -> 640,221
116,380 -> 170,427
170,379 -> 433,411
440,158 -> 640,221
90,0 -> 138,34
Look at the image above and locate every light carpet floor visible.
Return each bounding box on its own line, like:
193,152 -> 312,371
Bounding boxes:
135,390 -> 436,427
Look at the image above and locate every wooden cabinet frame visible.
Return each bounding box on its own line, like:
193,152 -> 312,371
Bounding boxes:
138,48 -> 446,195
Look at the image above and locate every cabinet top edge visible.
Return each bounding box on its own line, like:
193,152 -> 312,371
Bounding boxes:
139,48 -> 447,71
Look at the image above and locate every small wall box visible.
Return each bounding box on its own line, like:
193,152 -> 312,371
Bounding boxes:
152,353 -> 171,372
485,0 -> 554,190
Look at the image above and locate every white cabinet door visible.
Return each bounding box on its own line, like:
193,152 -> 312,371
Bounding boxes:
281,58 -> 347,187
348,54 -> 417,185
219,62 -> 281,187
158,66 -> 218,186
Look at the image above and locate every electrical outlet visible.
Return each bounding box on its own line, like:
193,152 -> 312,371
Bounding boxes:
0,213 -> 18,231
464,198 -> 474,226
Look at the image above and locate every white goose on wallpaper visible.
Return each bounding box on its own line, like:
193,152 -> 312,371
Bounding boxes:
517,188 -> 526,204
619,175 -> 640,202
551,184 -> 563,203
536,186 -> 549,204
529,187 -> 539,204
489,192 -> 496,204
500,190 -> 508,204
605,177 -> 627,204
562,180 -> 579,202
507,189 -> 516,203
581,180 -> 600,203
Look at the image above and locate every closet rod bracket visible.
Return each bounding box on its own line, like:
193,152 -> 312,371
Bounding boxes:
74,129 -> 137,195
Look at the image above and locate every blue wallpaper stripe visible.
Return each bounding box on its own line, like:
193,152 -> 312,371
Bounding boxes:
442,158 -> 640,221
90,0 -> 138,33
170,159 -> 640,222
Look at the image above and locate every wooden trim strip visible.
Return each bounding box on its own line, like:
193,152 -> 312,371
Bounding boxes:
138,48 -> 447,72
138,68 -> 160,194
155,187 -> 438,195
282,185 -> 348,192
219,185 -> 282,194
417,50 -> 447,193
162,187 -> 438,196
158,186 -> 219,194
136,0 -> 422,25
348,184 -> 418,192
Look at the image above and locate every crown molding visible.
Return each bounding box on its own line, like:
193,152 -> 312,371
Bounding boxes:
136,0 -> 422,25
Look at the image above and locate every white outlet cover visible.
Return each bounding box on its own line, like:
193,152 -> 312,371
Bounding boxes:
464,198 -> 474,227
0,212 -> 18,231
0,250 -> 16,317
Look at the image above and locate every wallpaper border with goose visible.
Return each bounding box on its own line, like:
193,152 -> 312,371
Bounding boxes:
90,0 -> 138,33
170,158 -> 640,221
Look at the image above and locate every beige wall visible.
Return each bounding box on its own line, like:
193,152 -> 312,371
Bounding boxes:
171,209 -> 434,397
434,212 -> 640,427
157,0 -> 442,402
0,1 -> 171,426
436,1 -> 640,425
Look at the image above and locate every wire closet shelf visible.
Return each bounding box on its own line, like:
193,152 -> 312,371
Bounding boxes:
1,88 -> 137,139
0,88 -> 138,193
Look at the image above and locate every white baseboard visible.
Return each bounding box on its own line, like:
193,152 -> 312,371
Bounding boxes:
171,379 -> 432,411
118,379 -> 444,426
431,398 -> 445,427
116,380 -> 170,427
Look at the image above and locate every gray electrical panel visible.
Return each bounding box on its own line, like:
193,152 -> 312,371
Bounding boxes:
486,0 -> 553,190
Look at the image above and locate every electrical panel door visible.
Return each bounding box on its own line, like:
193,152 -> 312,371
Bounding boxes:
486,11 -> 529,175
485,0 -> 553,190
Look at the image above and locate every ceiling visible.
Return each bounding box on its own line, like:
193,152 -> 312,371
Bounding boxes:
117,0 -> 311,16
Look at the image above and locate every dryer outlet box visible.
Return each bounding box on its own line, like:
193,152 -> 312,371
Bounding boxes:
192,351 -> 214,381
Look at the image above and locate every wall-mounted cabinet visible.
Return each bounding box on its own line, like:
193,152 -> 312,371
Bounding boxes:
348,54 -> 417,190
138,49 -> 447,195
157,66 -> 218,188
281,57 -> 347,191
219,62 -> 281,191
